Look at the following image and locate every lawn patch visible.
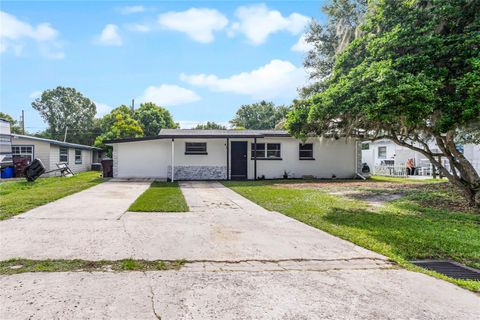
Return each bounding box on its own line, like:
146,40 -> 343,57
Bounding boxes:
223,179 -> 480,292
0,258 -> 186,275
128,181 -> 188,212
0,171 -> 104,220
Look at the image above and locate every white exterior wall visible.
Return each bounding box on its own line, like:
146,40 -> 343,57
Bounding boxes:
115,140 -> 171,178
113,137 -> 357,180
464,144 -> 480,174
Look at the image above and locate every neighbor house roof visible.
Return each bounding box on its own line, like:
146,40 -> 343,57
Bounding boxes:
11,134 -> 102,151
104,129 -> 291,144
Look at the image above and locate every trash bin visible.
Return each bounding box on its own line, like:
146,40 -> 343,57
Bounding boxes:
1,167 -> 14,179
101,158 -> 113,178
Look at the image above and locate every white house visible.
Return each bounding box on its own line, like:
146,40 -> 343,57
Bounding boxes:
105,129 -> 362,180
11,134 -> 102,175
362,139 -> 480,174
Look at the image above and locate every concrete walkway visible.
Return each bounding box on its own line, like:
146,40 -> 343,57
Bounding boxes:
1,181 -> 479,319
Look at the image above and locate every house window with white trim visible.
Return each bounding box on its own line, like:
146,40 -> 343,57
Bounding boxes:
12,145 -> 34,163
59,147 -> 69,163
75,149 -> 82,164
251,143 -> 281,159
378,146 -> 387,159
299,143 -> 314,159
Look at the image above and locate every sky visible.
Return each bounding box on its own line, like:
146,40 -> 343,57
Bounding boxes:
0,1 -> 327,132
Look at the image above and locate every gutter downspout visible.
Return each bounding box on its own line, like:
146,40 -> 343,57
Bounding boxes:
171,138 -> 175,182
254,137 -> 257,180
226,138 -> 229,180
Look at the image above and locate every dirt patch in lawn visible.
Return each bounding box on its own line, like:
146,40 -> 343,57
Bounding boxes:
328,190 -> 404,209
271,181 -> 429,190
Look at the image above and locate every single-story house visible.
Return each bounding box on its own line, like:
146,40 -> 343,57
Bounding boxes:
11,134 -> 103,176
105,129 -> 362,180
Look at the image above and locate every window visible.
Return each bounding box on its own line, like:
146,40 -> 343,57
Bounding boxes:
251,143 -> 265,158
12,145 -> 34,163
185,142 -> 207,154
59,147 -> 68,162
378,146 -> 387,159
75,149 -> 82,164
299,143 -> 314,159
251,143 -> 281,159
362,143 -> 370,150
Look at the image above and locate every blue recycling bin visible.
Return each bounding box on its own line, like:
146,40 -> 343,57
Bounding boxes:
1,167 -> 14,179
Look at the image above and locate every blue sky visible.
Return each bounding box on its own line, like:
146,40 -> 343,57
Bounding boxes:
1,1 -> 326,132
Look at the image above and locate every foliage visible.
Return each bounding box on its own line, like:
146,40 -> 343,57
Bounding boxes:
128,181 -> 189,212
133,102 -> 178,136
0,171 -> 103,220
287,0 -> 480,207
0,112 -> 22,134
230,101 -> 289,130
193,121 -> 226,130
31,87 -> 97,145
224,179 -> 480,291
94,106 -> 143,152
301,0 -> 367,98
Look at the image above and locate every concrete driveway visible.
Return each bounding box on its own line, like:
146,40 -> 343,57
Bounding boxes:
0,181 -> 479,319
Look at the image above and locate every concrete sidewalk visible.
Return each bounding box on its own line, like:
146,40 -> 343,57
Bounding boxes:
0,180 -> 479,319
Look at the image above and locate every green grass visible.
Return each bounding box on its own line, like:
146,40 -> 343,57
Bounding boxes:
128,181 -> 188,212
223,179 -> 480,292
0,171 -> 104,220
0,258 -> 186,275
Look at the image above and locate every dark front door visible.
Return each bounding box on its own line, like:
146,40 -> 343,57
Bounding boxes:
231,141 -> 248,180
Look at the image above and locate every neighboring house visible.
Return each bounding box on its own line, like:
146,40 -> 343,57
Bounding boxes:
362,139 -> 479,174
0,119 -> 13,167
11,134 -> 102,176
105,129 -> 362,180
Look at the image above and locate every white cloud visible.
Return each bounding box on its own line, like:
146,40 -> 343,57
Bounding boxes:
94,101 -> 113,117
230,4 -> 310,45
125,23 -> 150,33
291,34 -> 314,53
137,84 -> 201,106
180,59 -> 306,99
97,24 -> 123,46
158,8 -> 228,43
29,90 -> 42,99
0,11 -> 64,58
119,5 -> 145,15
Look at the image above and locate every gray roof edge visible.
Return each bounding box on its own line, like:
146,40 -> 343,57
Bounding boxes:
11,134 -> 102,150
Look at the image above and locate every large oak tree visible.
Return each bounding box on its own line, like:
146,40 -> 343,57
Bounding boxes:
287,0 -> 480,208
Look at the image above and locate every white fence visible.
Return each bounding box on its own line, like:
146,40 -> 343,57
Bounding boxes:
373,165 -> 434,177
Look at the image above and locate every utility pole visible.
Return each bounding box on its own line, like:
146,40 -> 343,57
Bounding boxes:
63,126 -> 68,142
131,99 -> 135,112
20,110 -> 25,134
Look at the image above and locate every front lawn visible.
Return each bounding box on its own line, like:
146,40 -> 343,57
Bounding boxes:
223,178 -> 480,291
128,181 -> 188,212
0,171 -> 103,220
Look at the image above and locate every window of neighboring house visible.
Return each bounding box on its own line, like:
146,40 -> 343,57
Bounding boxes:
362,142 -> 370,150
299,143 -> 314,159
185,142 -> 207,154
75,149 -> 82,164
12,145 -> 34,163
59,147 -> 69,163
378,146 -> 387,159
251,143 -> 281,159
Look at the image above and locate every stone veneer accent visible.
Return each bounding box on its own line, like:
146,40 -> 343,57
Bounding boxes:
356,141 -> 362,174
168,165 -> 227,180
112,147 -> 118,178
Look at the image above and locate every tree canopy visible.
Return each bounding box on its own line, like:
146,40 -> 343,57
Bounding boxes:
287,0 -> 480,207
31,87 -> 97,145
230,101 -> 289,130
193,121 -> 226,130
134,102 -> 178,136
